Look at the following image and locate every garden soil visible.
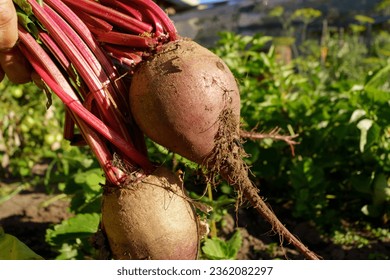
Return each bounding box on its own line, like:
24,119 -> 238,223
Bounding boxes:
0,183 -> 72,259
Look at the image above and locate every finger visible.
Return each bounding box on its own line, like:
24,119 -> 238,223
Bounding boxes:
0,0 -> 18,51
0,48 -> 32,83
0,67 -> 4,81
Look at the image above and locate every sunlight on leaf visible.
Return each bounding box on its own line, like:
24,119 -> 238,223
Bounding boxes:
269,6 -> 284,17
202,230 -> 242,260
354,15 -> 375,24
373,173 -> 390,205
292,8 -> 322,23
46,213 -> 100,246
357,119 -> 373,152
349,109 -> 366,123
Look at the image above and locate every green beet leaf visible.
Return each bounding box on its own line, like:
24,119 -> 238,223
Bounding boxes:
202,230 -> 242,260
0,227 -> 43,260
45,213 -> 100,246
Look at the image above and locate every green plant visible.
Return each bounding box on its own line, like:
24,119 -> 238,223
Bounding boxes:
201,230 -> 242,260
46,213 -> 100,260
332,230 -> 370,248
44,166 -> 104,259
214,26 -> 390,230
0,227 -> 43,260
190,183 -> 236,238
0,80 -> 65,178
292,8 -> 322,42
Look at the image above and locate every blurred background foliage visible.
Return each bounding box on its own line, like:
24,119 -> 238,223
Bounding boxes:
1,0 -> 389,259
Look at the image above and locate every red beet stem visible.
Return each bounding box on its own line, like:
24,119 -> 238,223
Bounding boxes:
99,0 -> 144,21
72,10 -> 114,33
94,31 -> 156,48
30,0 -> 136,148
104,45 -> 143,66
18,26 -> 154,176
45,0 -> 127,95
18,29 -> 129,183
125,0 -> 177,40
61,0 -> 153,34
44,0 -> 133,119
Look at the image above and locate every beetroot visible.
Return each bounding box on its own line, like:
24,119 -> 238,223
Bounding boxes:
130,38 -> 241,164
101,166 -> 200,260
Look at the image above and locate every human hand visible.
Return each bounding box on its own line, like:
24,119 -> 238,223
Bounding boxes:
0,0 -> 32,83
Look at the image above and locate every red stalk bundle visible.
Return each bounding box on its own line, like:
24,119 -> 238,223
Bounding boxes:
13,0 -> 319,260
16,0 -> 164,182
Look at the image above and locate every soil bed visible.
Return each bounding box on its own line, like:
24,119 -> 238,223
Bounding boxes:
0,183 -> 72,259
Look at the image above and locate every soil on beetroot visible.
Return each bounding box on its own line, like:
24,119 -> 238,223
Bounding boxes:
1,182 -> 389,260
